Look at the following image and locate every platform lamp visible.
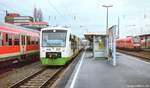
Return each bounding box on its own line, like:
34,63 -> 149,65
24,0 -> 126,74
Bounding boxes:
102,5 -> 113,58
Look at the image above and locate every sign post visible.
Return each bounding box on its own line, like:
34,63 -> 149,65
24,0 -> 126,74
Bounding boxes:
108,25 -> 117,66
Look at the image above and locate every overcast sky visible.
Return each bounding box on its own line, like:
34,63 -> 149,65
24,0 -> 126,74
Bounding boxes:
0,0 -> 150,37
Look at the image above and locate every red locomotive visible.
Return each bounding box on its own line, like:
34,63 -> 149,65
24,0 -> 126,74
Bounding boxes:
116,36 -> 141,50
0,23 -> 39,69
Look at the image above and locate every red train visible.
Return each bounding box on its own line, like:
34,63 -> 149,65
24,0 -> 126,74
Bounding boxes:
116,36 -> 141,50
0,23 -> 39,69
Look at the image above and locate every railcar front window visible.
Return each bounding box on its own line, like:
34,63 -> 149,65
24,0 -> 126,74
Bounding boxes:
42,30 -> 67,47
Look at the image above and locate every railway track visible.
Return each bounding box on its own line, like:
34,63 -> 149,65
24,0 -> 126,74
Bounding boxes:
7,49 -> 83,88
0,59 -> 39,75
9,68 -> 62,88
141,49 -> 150,52
9,51 -> 83,88
117,49 -> 150,62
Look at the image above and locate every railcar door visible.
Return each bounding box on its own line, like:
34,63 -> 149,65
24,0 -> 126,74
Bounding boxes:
20,35 -> 26,55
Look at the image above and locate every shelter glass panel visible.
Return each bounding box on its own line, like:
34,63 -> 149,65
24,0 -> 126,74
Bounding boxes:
95,36 -> 106,51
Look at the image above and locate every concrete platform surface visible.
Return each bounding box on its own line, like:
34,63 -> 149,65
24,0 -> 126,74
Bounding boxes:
65,51 -> 150,88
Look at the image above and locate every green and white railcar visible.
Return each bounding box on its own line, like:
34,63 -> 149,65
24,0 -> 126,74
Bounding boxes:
40,27 -> 81,66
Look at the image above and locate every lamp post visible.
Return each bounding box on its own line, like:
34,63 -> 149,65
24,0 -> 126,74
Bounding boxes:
102,5 -> 113,58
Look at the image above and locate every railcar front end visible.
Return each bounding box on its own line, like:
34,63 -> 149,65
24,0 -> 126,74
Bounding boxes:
40,27 -> 74,66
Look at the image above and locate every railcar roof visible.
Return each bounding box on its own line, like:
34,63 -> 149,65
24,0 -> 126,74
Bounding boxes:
139,34 -> 150,37
84,32 -> 106,41
41,27 -> 70,31
0,22 -> 39,37
117,37 -> 133,41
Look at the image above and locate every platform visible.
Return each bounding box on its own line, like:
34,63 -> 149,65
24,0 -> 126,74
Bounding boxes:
65,50 -> 150,88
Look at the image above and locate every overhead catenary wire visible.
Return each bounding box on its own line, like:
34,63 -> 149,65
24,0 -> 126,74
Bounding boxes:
47,0 -> 66,20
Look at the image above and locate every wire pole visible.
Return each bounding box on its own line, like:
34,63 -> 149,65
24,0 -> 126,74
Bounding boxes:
117,17 -> 120,39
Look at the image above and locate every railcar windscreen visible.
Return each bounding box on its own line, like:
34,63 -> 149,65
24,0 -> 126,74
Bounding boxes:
42,30 -> 67,47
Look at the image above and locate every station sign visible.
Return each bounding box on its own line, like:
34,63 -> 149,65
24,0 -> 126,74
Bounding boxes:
108,25 -> 117,66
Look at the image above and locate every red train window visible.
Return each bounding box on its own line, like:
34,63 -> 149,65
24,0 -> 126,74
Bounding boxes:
14,34 -> 19,45
31,37 -> 35,45
27,36 -> 31,45
0,32 -> 3,46
21,35 -> 25,45
36,37 -> 39,45
6,33 -> 12,46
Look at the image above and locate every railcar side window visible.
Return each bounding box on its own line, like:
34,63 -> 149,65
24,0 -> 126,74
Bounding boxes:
34,37 -> 36,45
31,37 -> 35,45
21,35 -> 25,45
14,34 -> 19,45
36,38 -> 39,45
6,33 -> 12,46
0,32 -> 3,46
27,36 -> 31,45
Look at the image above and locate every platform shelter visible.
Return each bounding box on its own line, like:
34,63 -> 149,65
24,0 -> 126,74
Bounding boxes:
84,32 -> 107,58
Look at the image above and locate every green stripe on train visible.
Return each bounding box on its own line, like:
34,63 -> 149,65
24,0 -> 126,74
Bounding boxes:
40,57 -> 70,65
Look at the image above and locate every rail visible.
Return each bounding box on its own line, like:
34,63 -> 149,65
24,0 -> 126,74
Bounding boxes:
117,49 -> 150,62
9,68 -> 62,88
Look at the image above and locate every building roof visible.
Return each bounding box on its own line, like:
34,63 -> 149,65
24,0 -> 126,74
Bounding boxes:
139,33 -> 150,37
84,32 -> 106,36
0,22 -> 39,37
84,32 -> 106,41
29,22 -> 48,25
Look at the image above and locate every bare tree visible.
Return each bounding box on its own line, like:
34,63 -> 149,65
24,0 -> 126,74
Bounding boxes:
38,9 -> 43,22
33,8 -> 43,22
